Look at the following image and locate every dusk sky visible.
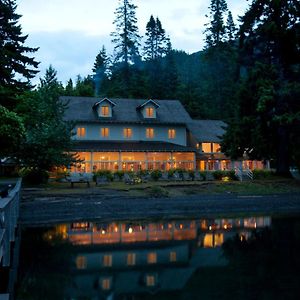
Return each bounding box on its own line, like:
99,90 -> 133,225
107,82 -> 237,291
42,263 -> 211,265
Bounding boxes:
16,0 -> 249,85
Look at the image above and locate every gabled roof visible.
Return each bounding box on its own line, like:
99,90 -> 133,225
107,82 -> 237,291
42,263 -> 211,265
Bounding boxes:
93,98 -> 116,108
187,120 -> 227,142
137,99 -> 160,109
61,96 -> 192,125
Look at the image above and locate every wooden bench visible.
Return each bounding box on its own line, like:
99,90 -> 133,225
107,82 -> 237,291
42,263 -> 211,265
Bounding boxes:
66,173 -> 92,188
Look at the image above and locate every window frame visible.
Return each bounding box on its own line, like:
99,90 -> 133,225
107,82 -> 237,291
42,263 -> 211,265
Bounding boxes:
168,129 -> 176,139
146,128 -> 154,139
77,127 -> 86,137
101,127 -> 109,138
101,105 -> 110,117
123,128 -> 133,139
145,106 -> 154,118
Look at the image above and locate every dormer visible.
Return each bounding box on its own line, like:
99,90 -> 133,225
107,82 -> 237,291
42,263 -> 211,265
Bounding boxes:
93,98 -> 116,118
137,99 -> 160,119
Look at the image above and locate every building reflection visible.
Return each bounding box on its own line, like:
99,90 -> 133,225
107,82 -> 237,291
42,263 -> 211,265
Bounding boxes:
45,216 -> 271,299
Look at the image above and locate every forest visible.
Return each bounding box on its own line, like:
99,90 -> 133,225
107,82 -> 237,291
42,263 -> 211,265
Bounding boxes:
0,0 -> 299,176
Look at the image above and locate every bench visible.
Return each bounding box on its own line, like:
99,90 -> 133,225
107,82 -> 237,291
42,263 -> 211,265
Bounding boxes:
66,173 -> 92,188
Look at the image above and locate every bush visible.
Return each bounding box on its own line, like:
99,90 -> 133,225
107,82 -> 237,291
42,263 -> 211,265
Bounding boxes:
150,170 -> 162,181
253,169 -> 275,179
114,170 -> 125,180
212,170 -> 237,181
148,186 -> 169,198
19,168 -> 49,185
93,170 -> 113,181
188,170 -> 195,180
199,171 -> 207,180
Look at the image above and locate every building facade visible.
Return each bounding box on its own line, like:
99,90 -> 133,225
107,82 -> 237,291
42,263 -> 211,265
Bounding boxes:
62,96 -> 266,173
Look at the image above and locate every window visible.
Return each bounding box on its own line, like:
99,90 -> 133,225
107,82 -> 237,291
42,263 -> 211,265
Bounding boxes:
146,107 -> 154,118
212,143 -> 221,153
127,253 -> 136,266
146,275 -> 156,287
101,105 -> 110,117
123,128 -> 132,138
146,128 -> 154,139
168,129 -> 176,139
101,278 -> 111,290
147,252 -> 157,264
202,143 -> 212,153
76,256 -> 87,269
169,251 -> 177,262
103,254 -> 112,267
101,127 -> 109,138
77,127 -> 86,137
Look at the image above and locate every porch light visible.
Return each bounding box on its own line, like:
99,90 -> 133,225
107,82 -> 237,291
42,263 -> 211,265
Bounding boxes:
224,224 -> 228,230
114,226 -> 118,232
209,226 -> 212,231
101,230 -> 106,234
128,227 -> 133,233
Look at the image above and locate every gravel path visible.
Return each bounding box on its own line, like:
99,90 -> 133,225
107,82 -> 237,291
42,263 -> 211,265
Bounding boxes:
20,190 -> 300,226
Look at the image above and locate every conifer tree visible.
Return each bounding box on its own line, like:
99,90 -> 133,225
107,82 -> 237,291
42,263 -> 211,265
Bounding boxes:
0,0 -> 39,109
204,0 -> 228,48
93,46 -> 109,96
226,11 -> 236,42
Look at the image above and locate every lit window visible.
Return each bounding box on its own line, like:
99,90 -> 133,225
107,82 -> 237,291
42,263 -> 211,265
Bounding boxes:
168,129 -> 176,139
76,256 -> 87,269
146,107 -> 154,118
196,143 -> 200,149
123,128 -> 132,138
101,127 -> 109,137
147,252 -> 157,264
77,127 -> 86,137
202,143 -> 212,153
101,105 -> 110,116
146,128 -> 154,138
101,278 -> 111,290
103,254 -> 112,267
146,275 -> 156,287
127,253 -> 136,266
212,143 -> 221,152
169,251 -> 177,262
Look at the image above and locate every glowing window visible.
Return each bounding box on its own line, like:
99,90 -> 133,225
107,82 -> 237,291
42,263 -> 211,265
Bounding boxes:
169,251 -> 177,262
103,254 -> 112,267
146,128 -> 154,138
101,127 -> 109,137
76,256 -> 87,269
168,129 -> 176,139
147,252 -> 157,264
146,107 -> 154,117
77,127 -> 86,137
202,143 -> 212,153
101,278 -> 111,290
101,105 -> 110,116
212,143 -> 221,152
146,275 -> 156,287
127,253 -> 136,266
123,128 -> 132,138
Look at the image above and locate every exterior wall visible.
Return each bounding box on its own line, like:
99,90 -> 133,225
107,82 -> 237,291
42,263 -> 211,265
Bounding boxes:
74,124 -> 187,146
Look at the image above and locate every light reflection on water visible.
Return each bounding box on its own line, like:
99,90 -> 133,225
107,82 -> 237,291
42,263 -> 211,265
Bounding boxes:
17,216 -> 271,299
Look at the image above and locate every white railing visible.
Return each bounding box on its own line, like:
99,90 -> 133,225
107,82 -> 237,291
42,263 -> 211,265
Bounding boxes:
234,167 -> 253,181
234,167 -> 243,181
244,168 -> 254,180
0,179 -> 21,267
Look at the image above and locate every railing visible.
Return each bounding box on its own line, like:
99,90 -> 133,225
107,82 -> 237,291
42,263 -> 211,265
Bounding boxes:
234,167 -> 243,181
244,168 -> 254,180
234,167 -> 253,181
0,179 -> 21,267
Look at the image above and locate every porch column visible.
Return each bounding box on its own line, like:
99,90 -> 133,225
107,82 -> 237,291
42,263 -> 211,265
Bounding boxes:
91,151 -> 94,173
266,160 -> 270,170
193,152 -> 196,170
118,151 -> 122,171
145,152 -> 149,170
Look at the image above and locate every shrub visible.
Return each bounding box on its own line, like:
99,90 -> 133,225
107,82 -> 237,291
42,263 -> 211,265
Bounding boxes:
150,170 -> 162,181
188,170 -> 195,180
93,170 -> 113,181
212,170 -> 237,181
114,170 -> 125,180
199,171 -> 207,180
253,169 -> 275,179
148,186 -> 169,198
19,168 -> 49,185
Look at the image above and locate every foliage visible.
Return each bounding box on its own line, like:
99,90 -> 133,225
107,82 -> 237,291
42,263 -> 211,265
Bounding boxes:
19,167 -> 49,185
150,169 -> 162,181
212,170 -> 236,180
114,170 -> 125,180
93,169 -> 113,181
252,169 -> 276,180
0,0 -> 39,110
199,171 -> 207,181
0,105 -> 25,157
147,186 -> 169,198
16,66 -> 76,172
93,46 -> 109,96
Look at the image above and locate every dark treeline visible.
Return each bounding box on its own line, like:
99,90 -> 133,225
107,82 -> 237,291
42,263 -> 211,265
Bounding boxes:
0,0 -> 299,176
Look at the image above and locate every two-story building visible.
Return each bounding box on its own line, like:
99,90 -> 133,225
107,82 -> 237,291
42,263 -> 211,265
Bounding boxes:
62,96 -> 266,173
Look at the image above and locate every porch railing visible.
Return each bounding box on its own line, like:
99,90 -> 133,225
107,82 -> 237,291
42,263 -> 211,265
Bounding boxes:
0,179 -> 21,267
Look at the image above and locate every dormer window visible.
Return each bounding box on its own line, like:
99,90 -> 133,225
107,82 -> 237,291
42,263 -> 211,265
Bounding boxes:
146,107 -> 154,118
101,105 -> 110,117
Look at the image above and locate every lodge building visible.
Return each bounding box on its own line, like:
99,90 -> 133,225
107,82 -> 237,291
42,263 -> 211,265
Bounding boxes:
62,96 -> 265,173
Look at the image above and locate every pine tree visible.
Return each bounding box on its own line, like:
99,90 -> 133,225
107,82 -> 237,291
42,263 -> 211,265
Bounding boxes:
226,11 -> 236,42
0,0 -> 39,109
93,46 -> 109,96
111,0 -> 140,65
204,0 -> 228,48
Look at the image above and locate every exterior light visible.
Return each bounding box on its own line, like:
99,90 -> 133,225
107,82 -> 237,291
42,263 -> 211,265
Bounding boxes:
128,227 -> 133,233
209,226 -> 212,230
224,224 -> 228,230
101,230 -> 106,234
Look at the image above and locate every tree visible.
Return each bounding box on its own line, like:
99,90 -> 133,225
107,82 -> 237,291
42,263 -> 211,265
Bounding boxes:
92,46 -> 109,96
223,0 -> 300,175
144,16 -> 169,60
16,66 -> 75,174
204,0 -> 228,48
0,0 -> 39,110
226,11 -> 236,42
111,0 -> 140,66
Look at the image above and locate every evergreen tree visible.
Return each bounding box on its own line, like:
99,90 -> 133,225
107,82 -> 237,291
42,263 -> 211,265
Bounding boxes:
111,0 -> 140,65
204,0 -> 228,48
226,11 -> 236,42
0,0 -> 39,109
64,79 -> 75,96
92,46 -> 109,96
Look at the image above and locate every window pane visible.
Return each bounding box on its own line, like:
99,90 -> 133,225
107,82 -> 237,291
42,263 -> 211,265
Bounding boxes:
146,128 -> 154,138
146,275 -> 156,286
101,105 -> 109,116
76,152 -> 91,161
76,256 -> 87,269
101,127 -> 109,137
121,152 -> 146,161
77,127 -> 86,137
127,253 -> 136,266
172,152 -> 194,161
212,143 -> 221,152
146,107 -> 154,117
202,143 -> 212,153
170,251 -> 177,262
103,254 -> 112,267
124,128 -> 132,138
168,129 -> 176,139
147,252 -> 157,264
93,152 -> 119,161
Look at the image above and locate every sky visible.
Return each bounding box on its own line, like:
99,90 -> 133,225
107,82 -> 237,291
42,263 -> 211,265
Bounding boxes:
16,0 -> 249,85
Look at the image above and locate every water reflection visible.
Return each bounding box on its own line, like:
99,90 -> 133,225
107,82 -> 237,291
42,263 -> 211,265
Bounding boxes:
31,216 -> 271,299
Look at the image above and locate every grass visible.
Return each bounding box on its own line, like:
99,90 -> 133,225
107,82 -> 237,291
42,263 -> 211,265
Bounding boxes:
20,177 -> 300,198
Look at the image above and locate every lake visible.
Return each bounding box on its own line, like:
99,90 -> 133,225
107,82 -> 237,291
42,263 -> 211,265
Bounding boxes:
15,215 -> 300,299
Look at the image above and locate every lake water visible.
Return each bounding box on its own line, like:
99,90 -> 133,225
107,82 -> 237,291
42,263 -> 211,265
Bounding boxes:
16,215 -> 300,299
